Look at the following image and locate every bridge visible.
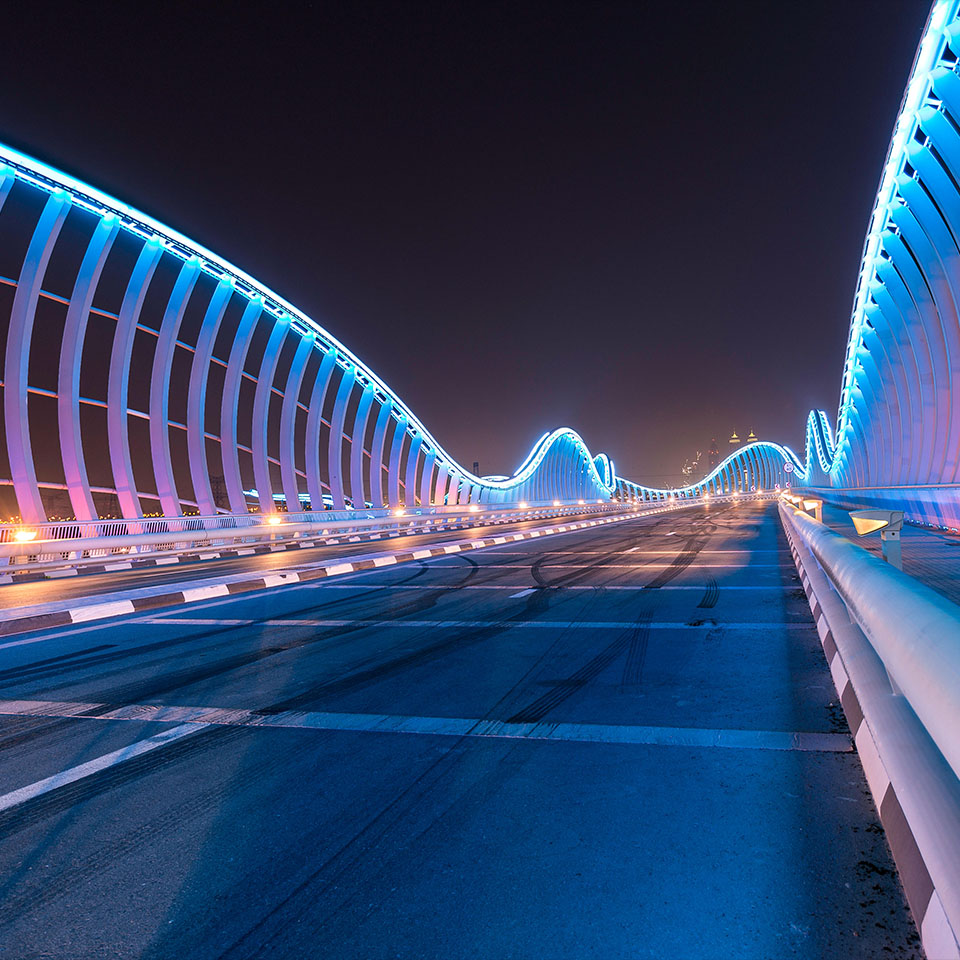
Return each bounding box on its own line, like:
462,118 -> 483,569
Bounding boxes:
0,2 -> 959,958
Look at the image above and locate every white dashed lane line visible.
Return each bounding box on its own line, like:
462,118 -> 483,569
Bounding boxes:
0,723 -> 207,814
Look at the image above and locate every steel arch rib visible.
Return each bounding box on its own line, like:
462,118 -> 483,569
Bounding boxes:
58,215 -> 119,521
386,415 -> 407,508
368,398 -> 394,509
251,317 -> 289,512
304,347 -> 337,512
150,258 -> 201,517
219,297 -> 262,514
186,278 -> 233,516
348,383 -> 375,509
4,193 -> 70,523
327,365 -> 356,510
279,332 -> 315,512
404,435 -> 422,508
108,240 -> 163,519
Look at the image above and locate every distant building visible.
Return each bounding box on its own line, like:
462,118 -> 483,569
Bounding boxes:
746,430 -> 757,443
708,438 -> 720,469
729,431 -> 741,446
681,450 -> 701,477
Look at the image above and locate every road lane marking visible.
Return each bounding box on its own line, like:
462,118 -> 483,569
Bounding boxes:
0,507 -> 781,640
137,617 -> 809,630
478,547 -> 793,560
302,583 -> 795,591
509,588 -> 537,598
426,562 -> 789,569
0,699 -> 850,754
0,722 -> 207,813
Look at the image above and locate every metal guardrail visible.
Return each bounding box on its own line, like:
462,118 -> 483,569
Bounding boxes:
0,502 -> 621,570
781,499 -> 960,780
779,498 -> 960,957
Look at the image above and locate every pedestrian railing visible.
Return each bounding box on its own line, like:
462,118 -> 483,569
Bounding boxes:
0,502 -> 619,571
0,492 -> 776,573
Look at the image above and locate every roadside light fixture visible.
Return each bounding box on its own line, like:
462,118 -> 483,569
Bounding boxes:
519,501 -> 528,509
850,509 -> 904,569
552,500 -> 561,507
266,515 -> 283,527
468,505 -> 479,513
392,508 -> 405,517
577,499 -> 585,505
801,498 -> 823,522
13,528 -> 38,542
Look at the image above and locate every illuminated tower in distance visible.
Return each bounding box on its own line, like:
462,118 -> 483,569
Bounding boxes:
708,438 -> 720,470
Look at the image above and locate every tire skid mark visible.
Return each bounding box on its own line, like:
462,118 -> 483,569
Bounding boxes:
0,726 -> 303,925
0,716 -> 84,754
507,512 -> 722,720
260,531 -> 646,715
30,559 -> 483,712
0,725 -> 243,842
211,728 -> 531,960
697,576 -> 719,609
642,516 -> 718,590
506,631 -> 632,724
0,644 -> 117,683
0,563 -> 435,690
621,610 -> 655,689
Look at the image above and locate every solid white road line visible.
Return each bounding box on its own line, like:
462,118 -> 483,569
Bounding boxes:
0,722 -> 207,813
485,549 -> 791,556
509,588 -> 537,598
304,583 -> 794,591
137,617 -> 808,630
0,699 -> 850,754
428,562 -> 789,569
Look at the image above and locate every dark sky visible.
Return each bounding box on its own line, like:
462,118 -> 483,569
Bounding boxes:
0,0 -> 933,484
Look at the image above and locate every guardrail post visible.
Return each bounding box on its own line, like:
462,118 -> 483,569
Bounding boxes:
879,528 -> 903,570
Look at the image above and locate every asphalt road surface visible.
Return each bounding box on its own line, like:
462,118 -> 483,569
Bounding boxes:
0,500 -> 919,959
0,509 -> 621,612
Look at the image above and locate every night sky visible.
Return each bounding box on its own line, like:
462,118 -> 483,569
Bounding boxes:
0,1 -> 933,484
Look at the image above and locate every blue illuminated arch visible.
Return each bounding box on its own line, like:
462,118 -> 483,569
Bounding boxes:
0,144 -> 627,520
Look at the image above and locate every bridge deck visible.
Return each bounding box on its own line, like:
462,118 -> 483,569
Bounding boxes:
0,501 -> 919,958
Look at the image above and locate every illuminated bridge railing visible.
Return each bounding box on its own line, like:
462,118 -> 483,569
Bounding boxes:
0,494 -> 771,573
0,142 -> 628,523
0,140 -> 806,527
787,0 -> 960,530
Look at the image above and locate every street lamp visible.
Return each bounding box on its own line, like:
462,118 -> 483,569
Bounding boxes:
850,509 -> 904,569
